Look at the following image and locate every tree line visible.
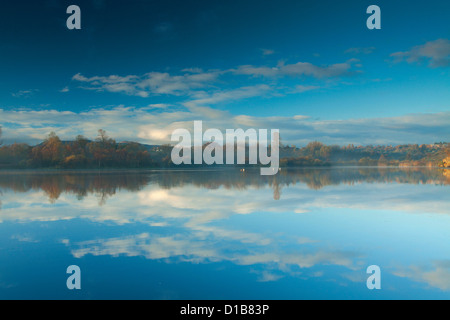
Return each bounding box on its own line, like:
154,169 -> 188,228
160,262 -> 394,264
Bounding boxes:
0,129 -> 157,169
0,127 -> 448,169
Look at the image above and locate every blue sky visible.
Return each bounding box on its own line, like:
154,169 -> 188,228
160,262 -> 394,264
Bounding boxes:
0,0 -> 449,145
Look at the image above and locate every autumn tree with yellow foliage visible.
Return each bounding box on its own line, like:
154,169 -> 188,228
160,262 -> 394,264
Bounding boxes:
440,146 -> 450,168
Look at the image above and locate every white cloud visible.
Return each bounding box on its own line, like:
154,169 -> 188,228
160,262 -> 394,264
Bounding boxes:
71,57 -> 360,100
72,70 -> 220,97
11,89 -> 38,98
233,60 -> 357,78
183,84 -> 272,111
145,103 -> 172,110
345,47 -> 376,55
393,261 -> 450,291
390,39 -> 450,68
293,85 -> 321,93
0,107 -> 449,146
261,49 -> 275,56
181,68 -> 204,74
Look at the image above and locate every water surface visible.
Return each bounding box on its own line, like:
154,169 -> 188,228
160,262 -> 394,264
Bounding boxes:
0,167 -> 449,299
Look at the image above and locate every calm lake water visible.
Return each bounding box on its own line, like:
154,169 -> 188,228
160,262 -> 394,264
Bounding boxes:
0,167 -> 449,300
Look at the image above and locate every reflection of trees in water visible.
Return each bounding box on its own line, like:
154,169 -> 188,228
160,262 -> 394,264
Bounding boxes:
442,169 -> 450,182
0,167 -> 447,205
0,172 -> 149,205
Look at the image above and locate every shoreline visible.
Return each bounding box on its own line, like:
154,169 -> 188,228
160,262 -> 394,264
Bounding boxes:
0,165 -> 447,174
